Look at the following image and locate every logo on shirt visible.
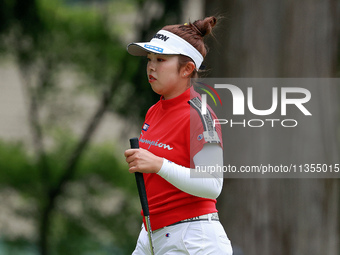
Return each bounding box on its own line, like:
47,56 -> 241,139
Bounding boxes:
142,123 -> 150,131
139,138 -> 173,151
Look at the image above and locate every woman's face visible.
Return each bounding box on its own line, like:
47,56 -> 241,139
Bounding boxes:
146,53 -> 188,100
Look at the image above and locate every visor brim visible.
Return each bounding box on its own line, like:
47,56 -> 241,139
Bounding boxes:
127,42 -> 180,56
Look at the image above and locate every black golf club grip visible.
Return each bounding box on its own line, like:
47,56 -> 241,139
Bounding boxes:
129,137 -> 150,216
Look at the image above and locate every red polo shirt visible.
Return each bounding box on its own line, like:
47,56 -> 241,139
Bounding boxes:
139,86 -> 222,230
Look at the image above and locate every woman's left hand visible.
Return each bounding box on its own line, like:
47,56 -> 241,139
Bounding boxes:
124,148 -> 164,174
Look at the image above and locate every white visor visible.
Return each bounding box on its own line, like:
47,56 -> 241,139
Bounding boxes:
127,30 -> 203,70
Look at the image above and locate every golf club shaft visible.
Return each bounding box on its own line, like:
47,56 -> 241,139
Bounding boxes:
130,137 -> 155,255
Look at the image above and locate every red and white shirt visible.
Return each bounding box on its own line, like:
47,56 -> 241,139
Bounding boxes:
139,86 -> 222,230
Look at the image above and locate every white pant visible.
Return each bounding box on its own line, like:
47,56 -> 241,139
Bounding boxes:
132,220 -> 233,255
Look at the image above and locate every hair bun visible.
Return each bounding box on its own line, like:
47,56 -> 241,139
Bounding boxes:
192,16 -> 217,37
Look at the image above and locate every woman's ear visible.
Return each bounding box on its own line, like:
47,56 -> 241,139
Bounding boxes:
181,61 -> 196,78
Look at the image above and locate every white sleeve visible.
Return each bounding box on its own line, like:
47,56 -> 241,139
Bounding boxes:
157,143 -> 223,199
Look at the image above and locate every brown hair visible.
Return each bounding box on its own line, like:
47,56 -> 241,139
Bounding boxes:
162,16 -> 217,78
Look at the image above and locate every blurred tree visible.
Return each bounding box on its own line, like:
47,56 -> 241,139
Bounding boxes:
0,0 -> 137,254
205,0 -> 340,255
0,0 -> 133,253
0,139 -> 140,255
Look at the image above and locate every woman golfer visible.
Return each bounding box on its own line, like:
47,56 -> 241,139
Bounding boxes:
124,16 -> 232,255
